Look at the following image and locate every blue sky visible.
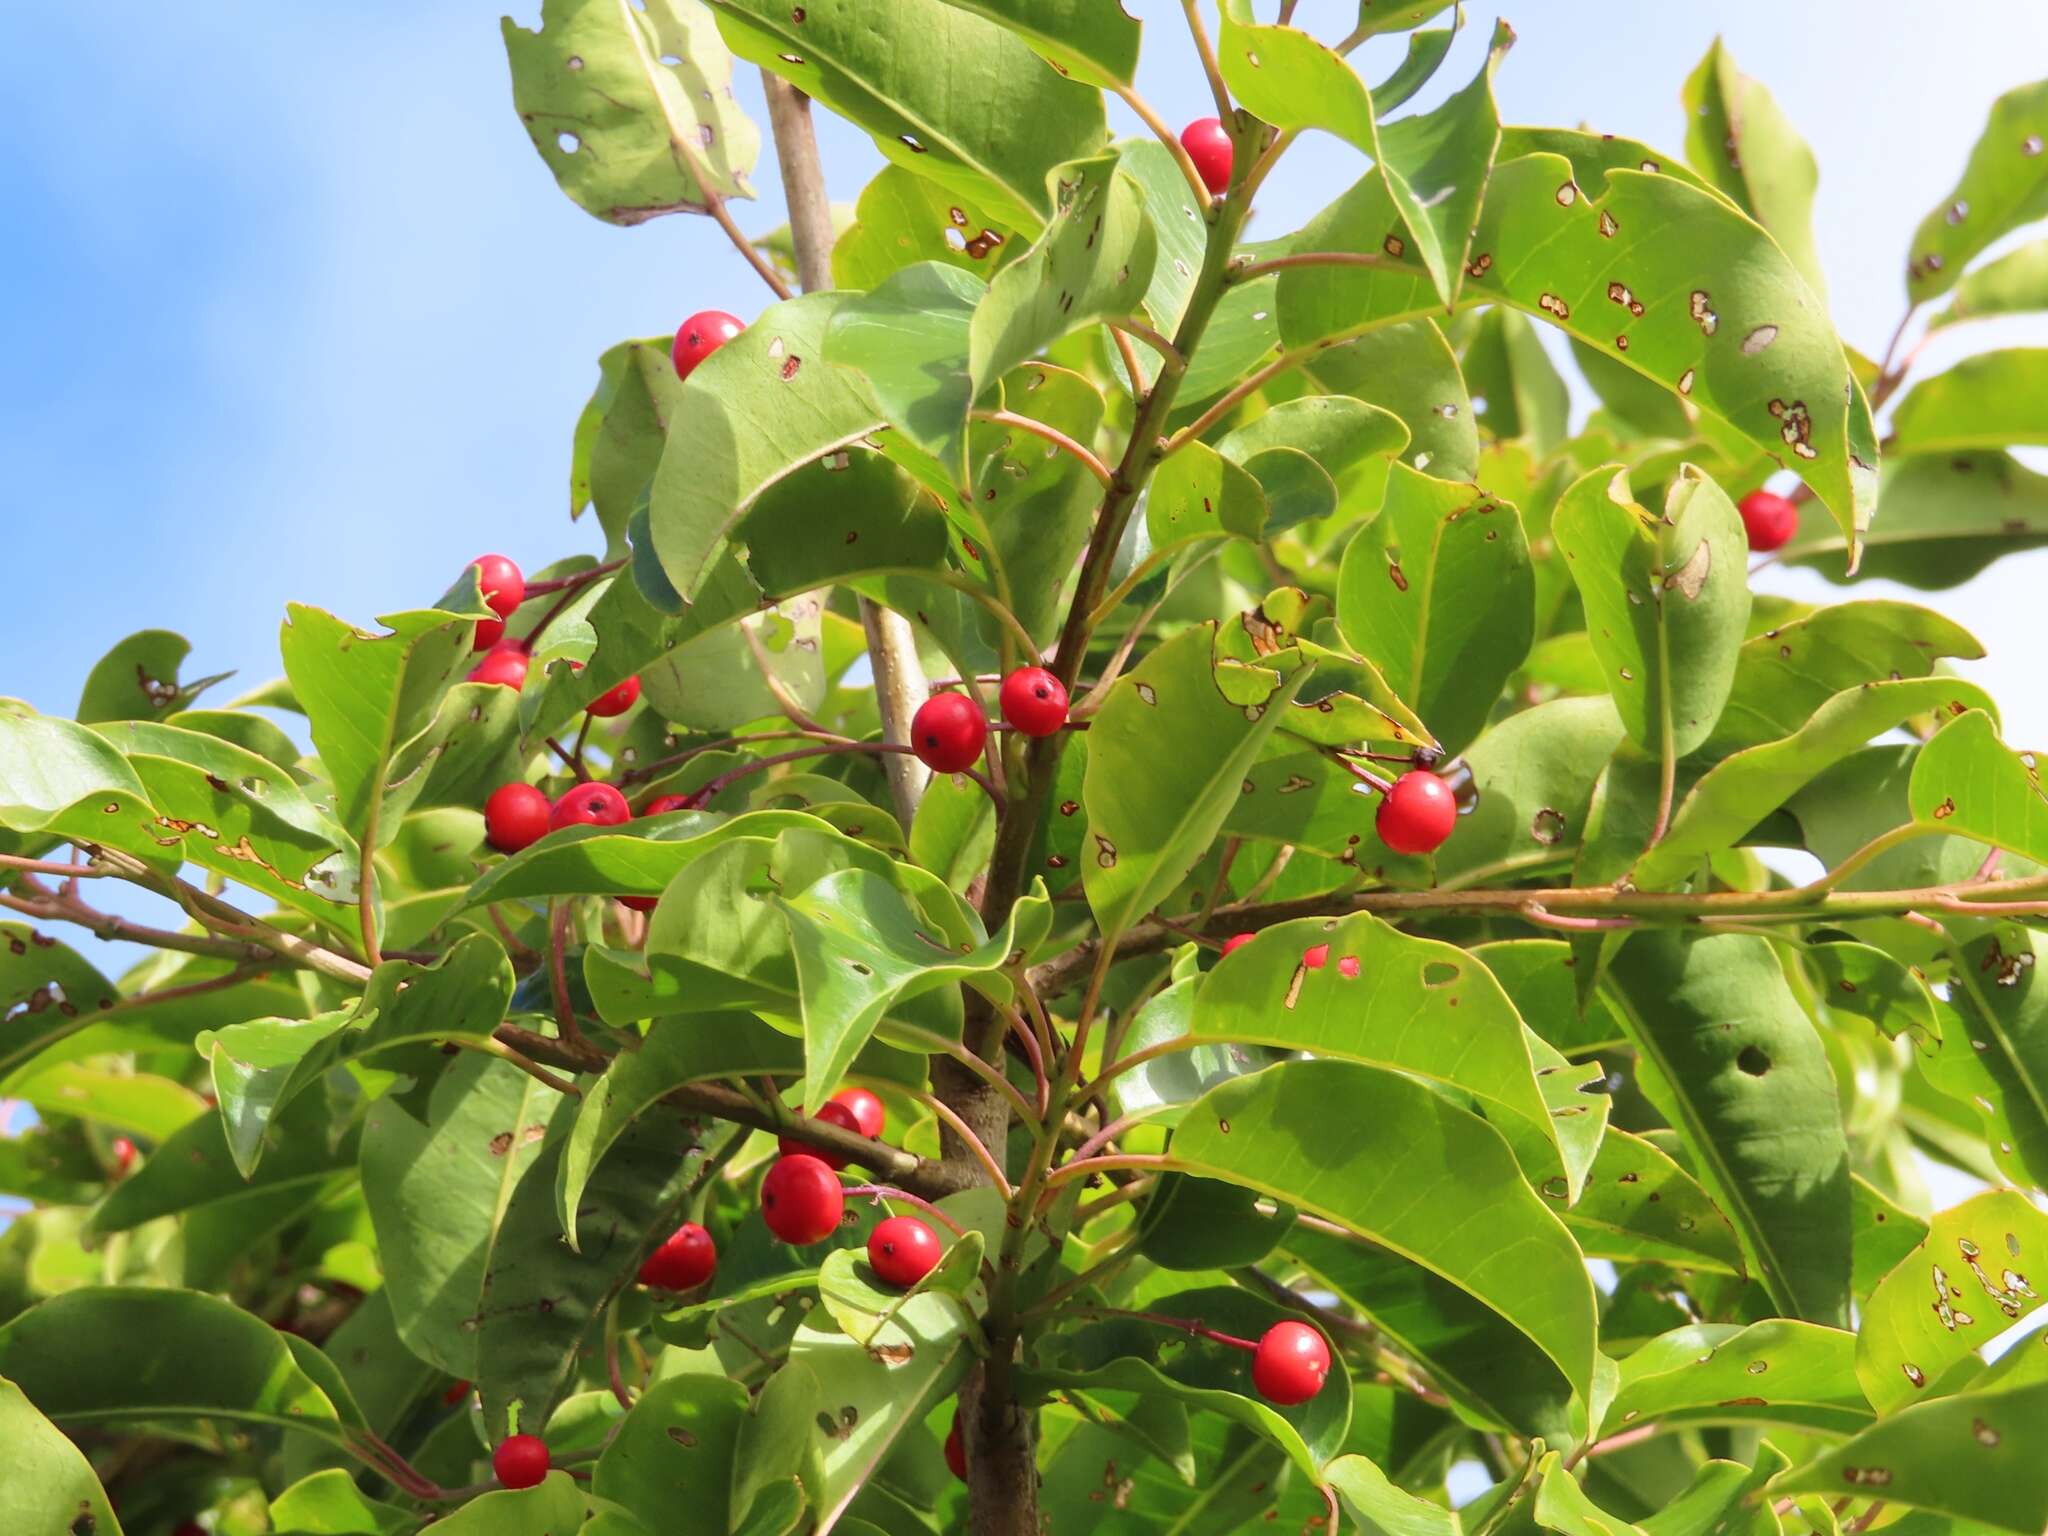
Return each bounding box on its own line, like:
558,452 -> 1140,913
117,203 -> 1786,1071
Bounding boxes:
5,2 -> 2046,731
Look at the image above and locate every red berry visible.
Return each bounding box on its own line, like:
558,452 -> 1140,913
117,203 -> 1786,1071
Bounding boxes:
1302,943 -> 1329,970
473,555 -> 525,619
1376,770 -> 1457,856
1251,1320 -> 1331,1405
638,1221 -> 717,1291
442,1378 -> 472,1406
494,1433 -> 550,1489
999,667 -> 1069,737
761,1154 -> 845,1245
620,895 -> 658,913
468,647 -> 530,691
642,794 -> 693,817
110,1137 -> 136,1177
484,783 -> 552,854
673,310 -> 745,383
831,1086 -> 887,1140
587,675 -> 641,718
1738,488 -> 1799,553
944,1413 -> 967,1481
550,782 -> 631,831
1180,117 -> 1234,195
1220,932 -> 1257,958
474,615 -> 506,652
911,692 -> 988,774
868,1216 -> 942,1288
780,1099 -> 861,1170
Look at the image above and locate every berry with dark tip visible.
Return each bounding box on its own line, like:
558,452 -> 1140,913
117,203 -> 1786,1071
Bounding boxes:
761,1154 -> 844,1245
911,692 -> 988,773
999,667 -> 1069,737
484,783 -> 552,854
672,310 -> 745,383
868,1215 -> 942,1288
549,782 -> 631,831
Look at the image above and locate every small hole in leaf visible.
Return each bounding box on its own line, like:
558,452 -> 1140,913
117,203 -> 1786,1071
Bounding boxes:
1737,1046 -> 1771,1076
557,132 -> 581,154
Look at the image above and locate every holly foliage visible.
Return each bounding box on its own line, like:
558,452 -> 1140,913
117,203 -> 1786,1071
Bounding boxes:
6,6 -> 2048,1536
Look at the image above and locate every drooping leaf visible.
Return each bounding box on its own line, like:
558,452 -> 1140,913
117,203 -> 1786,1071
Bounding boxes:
1681,39 -> 1826,297
1776,1381 -> 2048,1533
1336,462 -> 1533,756
1551,464 -> 1751,759
1902,77 -> 2048,303
1081,624 -> 1313,942
573,335 -> 689,552
1892,350 -> 2048,455
1784,451 -> 2048,589
708,0 -> 1107,233
503,0 -> 759,222
1603,932 -> 1852,1326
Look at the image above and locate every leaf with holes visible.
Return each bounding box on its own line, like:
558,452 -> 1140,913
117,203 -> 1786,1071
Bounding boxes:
1605,1319 -> 1868,1437
926,0 -> 1138,87
1435,697 -> 1625,884
1552,464 -> 1751,759
77,629 -> 229,725
0,1374 -> 124,1535
592,1375 -> 750,1535
1681,39 -> 1826,298
502,0 -> 758,223
1081,624 -> 1313,942
708,0 -> 1105,233
1557,1128 -> 1745,1275
1335,463 -> 1532,756
1936,925 -> 2048,1194
1603,931 -> 1852,1326
1910,710 -> 2048,865
1929,240 -> 2048,329
834,163 -> 1020,290
824,261 -> 984,478
1903,78 -> 2048,304
1301,319 -> 1480,482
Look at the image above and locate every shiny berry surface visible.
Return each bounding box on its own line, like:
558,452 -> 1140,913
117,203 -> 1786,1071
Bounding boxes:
467,646 -> 529,690
761,1153 -> 844,1245
780,1099 -> 861,1170
672,310 -> 745,382
868,1215 -> 942,1288
638,1221 -> 717,1291
944,1413 -> 967,1481
911,692 -> 988,773
484,782 -> 551,853
1251,1320 -> 1331,1405
586,675 -> 641,718
473,615 -> 506,651
1220,932 -> 1257,958
1375,770 -> 1457,855
549,782 -> 631,831
1180,117 -> 1234,195
1737,488 -> 1799,552
493,1433 -> 551,1489
999,667 -> 1069,737
473,554 -> 525,619
641,793 -> 693,817
831,1086 -> 886,1140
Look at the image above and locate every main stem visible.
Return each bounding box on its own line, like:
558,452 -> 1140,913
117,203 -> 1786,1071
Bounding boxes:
759,70 -> 930,831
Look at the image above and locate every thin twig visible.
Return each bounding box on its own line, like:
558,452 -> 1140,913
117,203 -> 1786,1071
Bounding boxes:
1111,84 -> 1214,210
920,1092 -> 1014,1198
972,410 -> 1115,485
842,1184 -> 971,1238
1228,250 -> 1405,285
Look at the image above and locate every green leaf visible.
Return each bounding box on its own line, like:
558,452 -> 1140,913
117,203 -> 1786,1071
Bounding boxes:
708,0 -> 1106,233
0,1373 -> 124,1535
780,868 -> 1048,1111
502,0 -> 759,223
1461,308 -> 1571,453
831,164 -> 1019,291
1436,698 -> 1625,883
1903,77 -> 2048,303
1119,137 -> 1208,340
1326,1451 -> 1457,1536
1681,39 -> 1826,298
1893,350 -> 2048,454
1554,1128 -> 1745,1274
560,1014 -> 803,1248
1603,932 -> 1852,1326
270,1468 -> 417,1535
784,1292 -> 973,1529
1144,438 -> 1267,559
1551,465 -> 1751,758
1475,939 -> 1629,1058
421,1473 -> 603,1536
1301,319 -> 1480,482
1606,1319 -> 1868,1436
1279,155 -> 1880,548
1639,1447 -> 1790,1536
1935,926 -> 2048,1198
1910,710 -> 2048,863
1929,239 -> 2048,328
650,292 -> 887,598
361,1054 -> 557,1379
1336,463 -> 1533,756
1785,452 -> 2048,589
1857,1190 -> 2048,1415
825,262 -> 983,478
278,598 -> 487,846
1776,1380 -> 2048,1532
1216,396 -> 1405,529
1134,1173 -> 1293,1270
573,336 -> 687,552
1082,624 -> 1313,942
464,806 -> 829,909
927,0 -> 1138,87
200,934 -> 514,1175
910,756 -> 997,891
11,1063 -> 207,1142
77,629 -> 227,724
1536,1450 -> 1644,1536
479,1106 -> 712,1441
1189,914 -> 1567,1193
594,1375 -> 749,1534
1809,941 -> 1940,1052
1170,1059 -> 1598,1412
0,923 -> 120,1081
1633,677 -> 1997,892
0,1286 -> 351,1442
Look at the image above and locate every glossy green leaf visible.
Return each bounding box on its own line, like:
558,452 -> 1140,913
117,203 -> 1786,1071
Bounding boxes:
1134,1173 -> 1293,1271
594,1375 -> 749,1534
1809,941 -> 1940,1051
77,629 -> 226,725
1638,1446 -> 1789,1536
927,0 -> 1137,86
1604,932 -> 1852,1326
1326,1450 -> 1456,1535
0,697 -> 172,870
1190,914 -> 1566,1190
11,1063 -> 207,1142
1552,1128 -> 1745,1274
1553,464 -> 1751,758
1606,1319 -> 1868,1436
269,1468 -> 417,1535
0,1286 -> 351,1441
1301,319 -> 1480,482
1910,710 -> 2048,864
0,1373 -> 124,1534
1893,350 -> 2048,454
1681,39 -> 1826,297
709,0 -> 1106,233
1935,925 -> 2048,1201
1436,698 -> 1625,883
1857,1190 -> 2048,1415
1903,77 -> 2048,303
573,335 -> 687,551
464,807 -> 828,908
503,0 -> 758,222
815,1228 -> 983,1347
1475,939 -> 1629,1058
423,1473 -> 603,1535
1082,624 -> 1312,942
1776,1381 -> 2048,1532
1929,239 -> 2048,328
1536,1450 -> 1645,1536
1336,462 -> 1533,756
831,164 -> 1018,291
1785,452 -> 2048,589
1170,1059 -> 1598,1409
1216,397 -> 1407,528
